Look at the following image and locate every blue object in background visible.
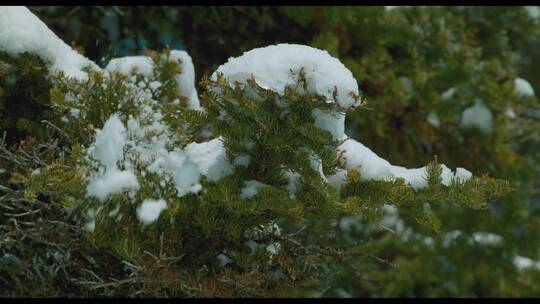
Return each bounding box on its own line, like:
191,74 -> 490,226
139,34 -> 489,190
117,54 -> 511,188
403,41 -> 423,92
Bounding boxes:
108,33 -> 186,62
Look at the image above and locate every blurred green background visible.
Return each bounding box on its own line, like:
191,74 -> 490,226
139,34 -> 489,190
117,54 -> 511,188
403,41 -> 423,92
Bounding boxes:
26,6 -> 540,297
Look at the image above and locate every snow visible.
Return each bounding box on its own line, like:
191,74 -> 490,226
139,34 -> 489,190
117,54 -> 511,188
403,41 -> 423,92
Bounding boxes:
86,167 -> 139,201
244,221 -> 282,240
471,232 -> 502,245
149,81 -> 162,91
312,108 -> 345,140
92,115 -> 126,168
427,111 -> 440,128
327,169 -> 348,193
7,6 -> 479,227
441,87 -> 457,100
514,255 -> 540,271
208,43 -> 475,191
232,154 -> 251,167
86,115 -> 140,201
505,108 -> 517,119
105,56 -> 154,77
85,220 -> 96,233
443,230 -> 463,247
454,167 -> 472,182
337,137 -> 470,189
105,50 -> 200,108
86,109 -> 202,201
146,149 -> 202,197
212,43 -> 361,110
339,216 -> 363,234
184,137 -> 234,182
240,180 -> 267,199
309,153 -> 329,182
169,50 -> 200,109
84,209 -> 97,233
0,6 -> 99,81
137,199 -> 167,225
266,242 -> 280,255
125,109 -> 203,198
514,77 -> 535,97
461,100 -> 493,133
283,169 -> 301,199
526,6 -> 540,19
381,204 -> 406,235
337,138 -> 394,182
217,254 -> 232,267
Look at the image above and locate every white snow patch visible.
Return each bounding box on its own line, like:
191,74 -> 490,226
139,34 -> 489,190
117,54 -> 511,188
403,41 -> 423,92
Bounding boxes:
454,167 -> 472,182
427,111 -> 440,128
86,115 -> 140,201
338,137 -> 470,189
232,154 -> 251,167
327,169 -> 348,193
337,138 -> 394,182
514,255 -> 540,271
526,6 -> 540,19
441,87 -> 457,100
312,108 -> 345,140
0,6 -> 99,80
212,43 -> 361,109
137,199 -> 167,225
217,254 -> 233,267
86,167 -> 139,201
184,137 -> 234,182
505,108 -> 517,119
514,77 -> 535,97
461,100 -> 493,133
284,169 -> 301,199
105,56 -> 154,77
240,180 -> 267,199
147,149 -> 202,197
169,50 -> 200,109
92,114 -> 126,168
471,232 -> 502,245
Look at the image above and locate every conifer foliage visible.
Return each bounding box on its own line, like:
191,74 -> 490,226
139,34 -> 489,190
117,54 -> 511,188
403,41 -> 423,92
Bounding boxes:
0,6 -> 524,297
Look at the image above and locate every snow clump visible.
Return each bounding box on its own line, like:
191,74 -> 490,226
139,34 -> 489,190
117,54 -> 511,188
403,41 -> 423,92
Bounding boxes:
0,6 -> 99,80
514,77 -> 535,98
137,199 -> 168,225
461,100 -> 493,133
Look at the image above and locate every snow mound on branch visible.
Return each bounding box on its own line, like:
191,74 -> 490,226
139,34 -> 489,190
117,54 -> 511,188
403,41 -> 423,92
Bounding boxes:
337,137 -> 472,189
514,255 -> 540,271
514,77 -> 535,97
312,108 -> 345,141
147,149 -> 202,197
184,137 -> 234,182
86,115 -> 139,201
212,43 -> 361,110
0,6 -> 99,80
169,50 -> 200,109
105,51 -> 200,109
105,56 -> 154,77
461,100 -> 493,133
137,199 -> 167,225
87,167 -> 139,201
92,115 -> 126,168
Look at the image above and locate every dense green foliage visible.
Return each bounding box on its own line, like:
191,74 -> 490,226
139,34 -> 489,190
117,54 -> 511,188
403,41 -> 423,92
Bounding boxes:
0,6 -> 538,297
